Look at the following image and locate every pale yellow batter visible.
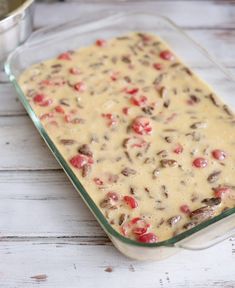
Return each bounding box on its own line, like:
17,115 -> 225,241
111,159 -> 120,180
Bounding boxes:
19,33 -> 235,243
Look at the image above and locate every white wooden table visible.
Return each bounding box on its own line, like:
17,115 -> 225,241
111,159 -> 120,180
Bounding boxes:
1,1 -> 235,287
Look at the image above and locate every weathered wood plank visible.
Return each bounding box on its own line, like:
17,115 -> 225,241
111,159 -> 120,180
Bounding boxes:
0,238 -> 234,288
0,170 -> 105,237
0,116 -> 59,170
34,1 -> 235,29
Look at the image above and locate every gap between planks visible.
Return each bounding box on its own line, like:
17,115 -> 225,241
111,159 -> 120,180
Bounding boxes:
0,235 -> 110,245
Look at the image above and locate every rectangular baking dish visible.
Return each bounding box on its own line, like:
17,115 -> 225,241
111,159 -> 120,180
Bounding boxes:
5,11 -> 235,261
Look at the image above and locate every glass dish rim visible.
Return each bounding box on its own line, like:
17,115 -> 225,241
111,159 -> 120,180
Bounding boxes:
5,11 -> 235,248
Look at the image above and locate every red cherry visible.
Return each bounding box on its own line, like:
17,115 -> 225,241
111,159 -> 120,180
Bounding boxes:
55,105 -> 65,114
69,67 -> 80,75
33,94 -> 45,103
213,186 -> 230,198
74,82 -> 86,92
153,63 -> 163,70
123,196 -> 138,209
137,233 -> 158,243
173,144 -> 183,154
180,204 -> 190,214
159,50 -> 174,61
58,52 -> 71,60
125,88 -> 139,95
102,113 -> 117,127
131,217 -> 150,235
212,149 -> 226,161
93,177 -> 104,186
193,157 -> 208,168
130,95 -> 148,107
132,117 -> 152,135
106,191 -> 119,201
95,39 -> 106,47
39,99 -> 53,107
69,154 -> 93,169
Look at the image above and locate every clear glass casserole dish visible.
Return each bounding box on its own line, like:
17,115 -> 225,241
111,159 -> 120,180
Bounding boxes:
5,11 -> 235,261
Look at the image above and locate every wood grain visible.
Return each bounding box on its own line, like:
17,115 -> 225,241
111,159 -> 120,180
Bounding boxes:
0,238 -> 234,288
34,1 -> 235,29
0,170 -> 105,237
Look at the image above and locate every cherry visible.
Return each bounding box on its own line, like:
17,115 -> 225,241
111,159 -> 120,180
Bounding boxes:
95,39 -> 106,47
159,50 -> 174,61
102,113 -> 117,127
55,105 -> 65,114
137,232 -> 158,243
33,94 -> 45,103
132,117 -> 152,135
173,144 -> 183,154
69,154 -> 93,169
180,204 -> 190,214
130,95 -> 147,107
39,99 -> 53,107
106,191 -> 119,201
213,186 -> 230,198
212,149 -> 226,161
131,217 -> 150,235
58,52 -> 71,60
193,157 -> 208,168
123,196 -> 138,209
74,82 -> 86,92
125,88 -> 139,95
93,177 -> 104,186
153,63 -> 163,70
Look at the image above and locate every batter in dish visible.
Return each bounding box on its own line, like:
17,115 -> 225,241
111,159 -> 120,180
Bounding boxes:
19,33 -> 235,243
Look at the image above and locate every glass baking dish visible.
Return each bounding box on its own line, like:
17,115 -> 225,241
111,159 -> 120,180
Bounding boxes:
5,11 -> 235,261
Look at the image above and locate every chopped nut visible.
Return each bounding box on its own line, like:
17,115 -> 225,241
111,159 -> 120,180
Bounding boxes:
78,144 -> 93,157
119,213 -> 127,225
157,150 -> 168,158
60,139 -> 77,145
121,167 -> 137,176
223,105 -> 233,117
152,168 -> 160,179
207,171 -> 221,183
201,197 -> 222,206
161,185 -> 169,198
208,93 -> 219,107
183,222 -> 197,230
190,121 -> 207,129
190,206 -> 215,222
164,136 -> 173,143
82,164 -> 90,177
160,159 -> 178,168
167,215 -> 181,226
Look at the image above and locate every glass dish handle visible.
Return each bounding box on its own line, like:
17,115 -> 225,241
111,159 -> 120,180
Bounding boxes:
26,10 -> 121,46
176,213 -> 235,250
